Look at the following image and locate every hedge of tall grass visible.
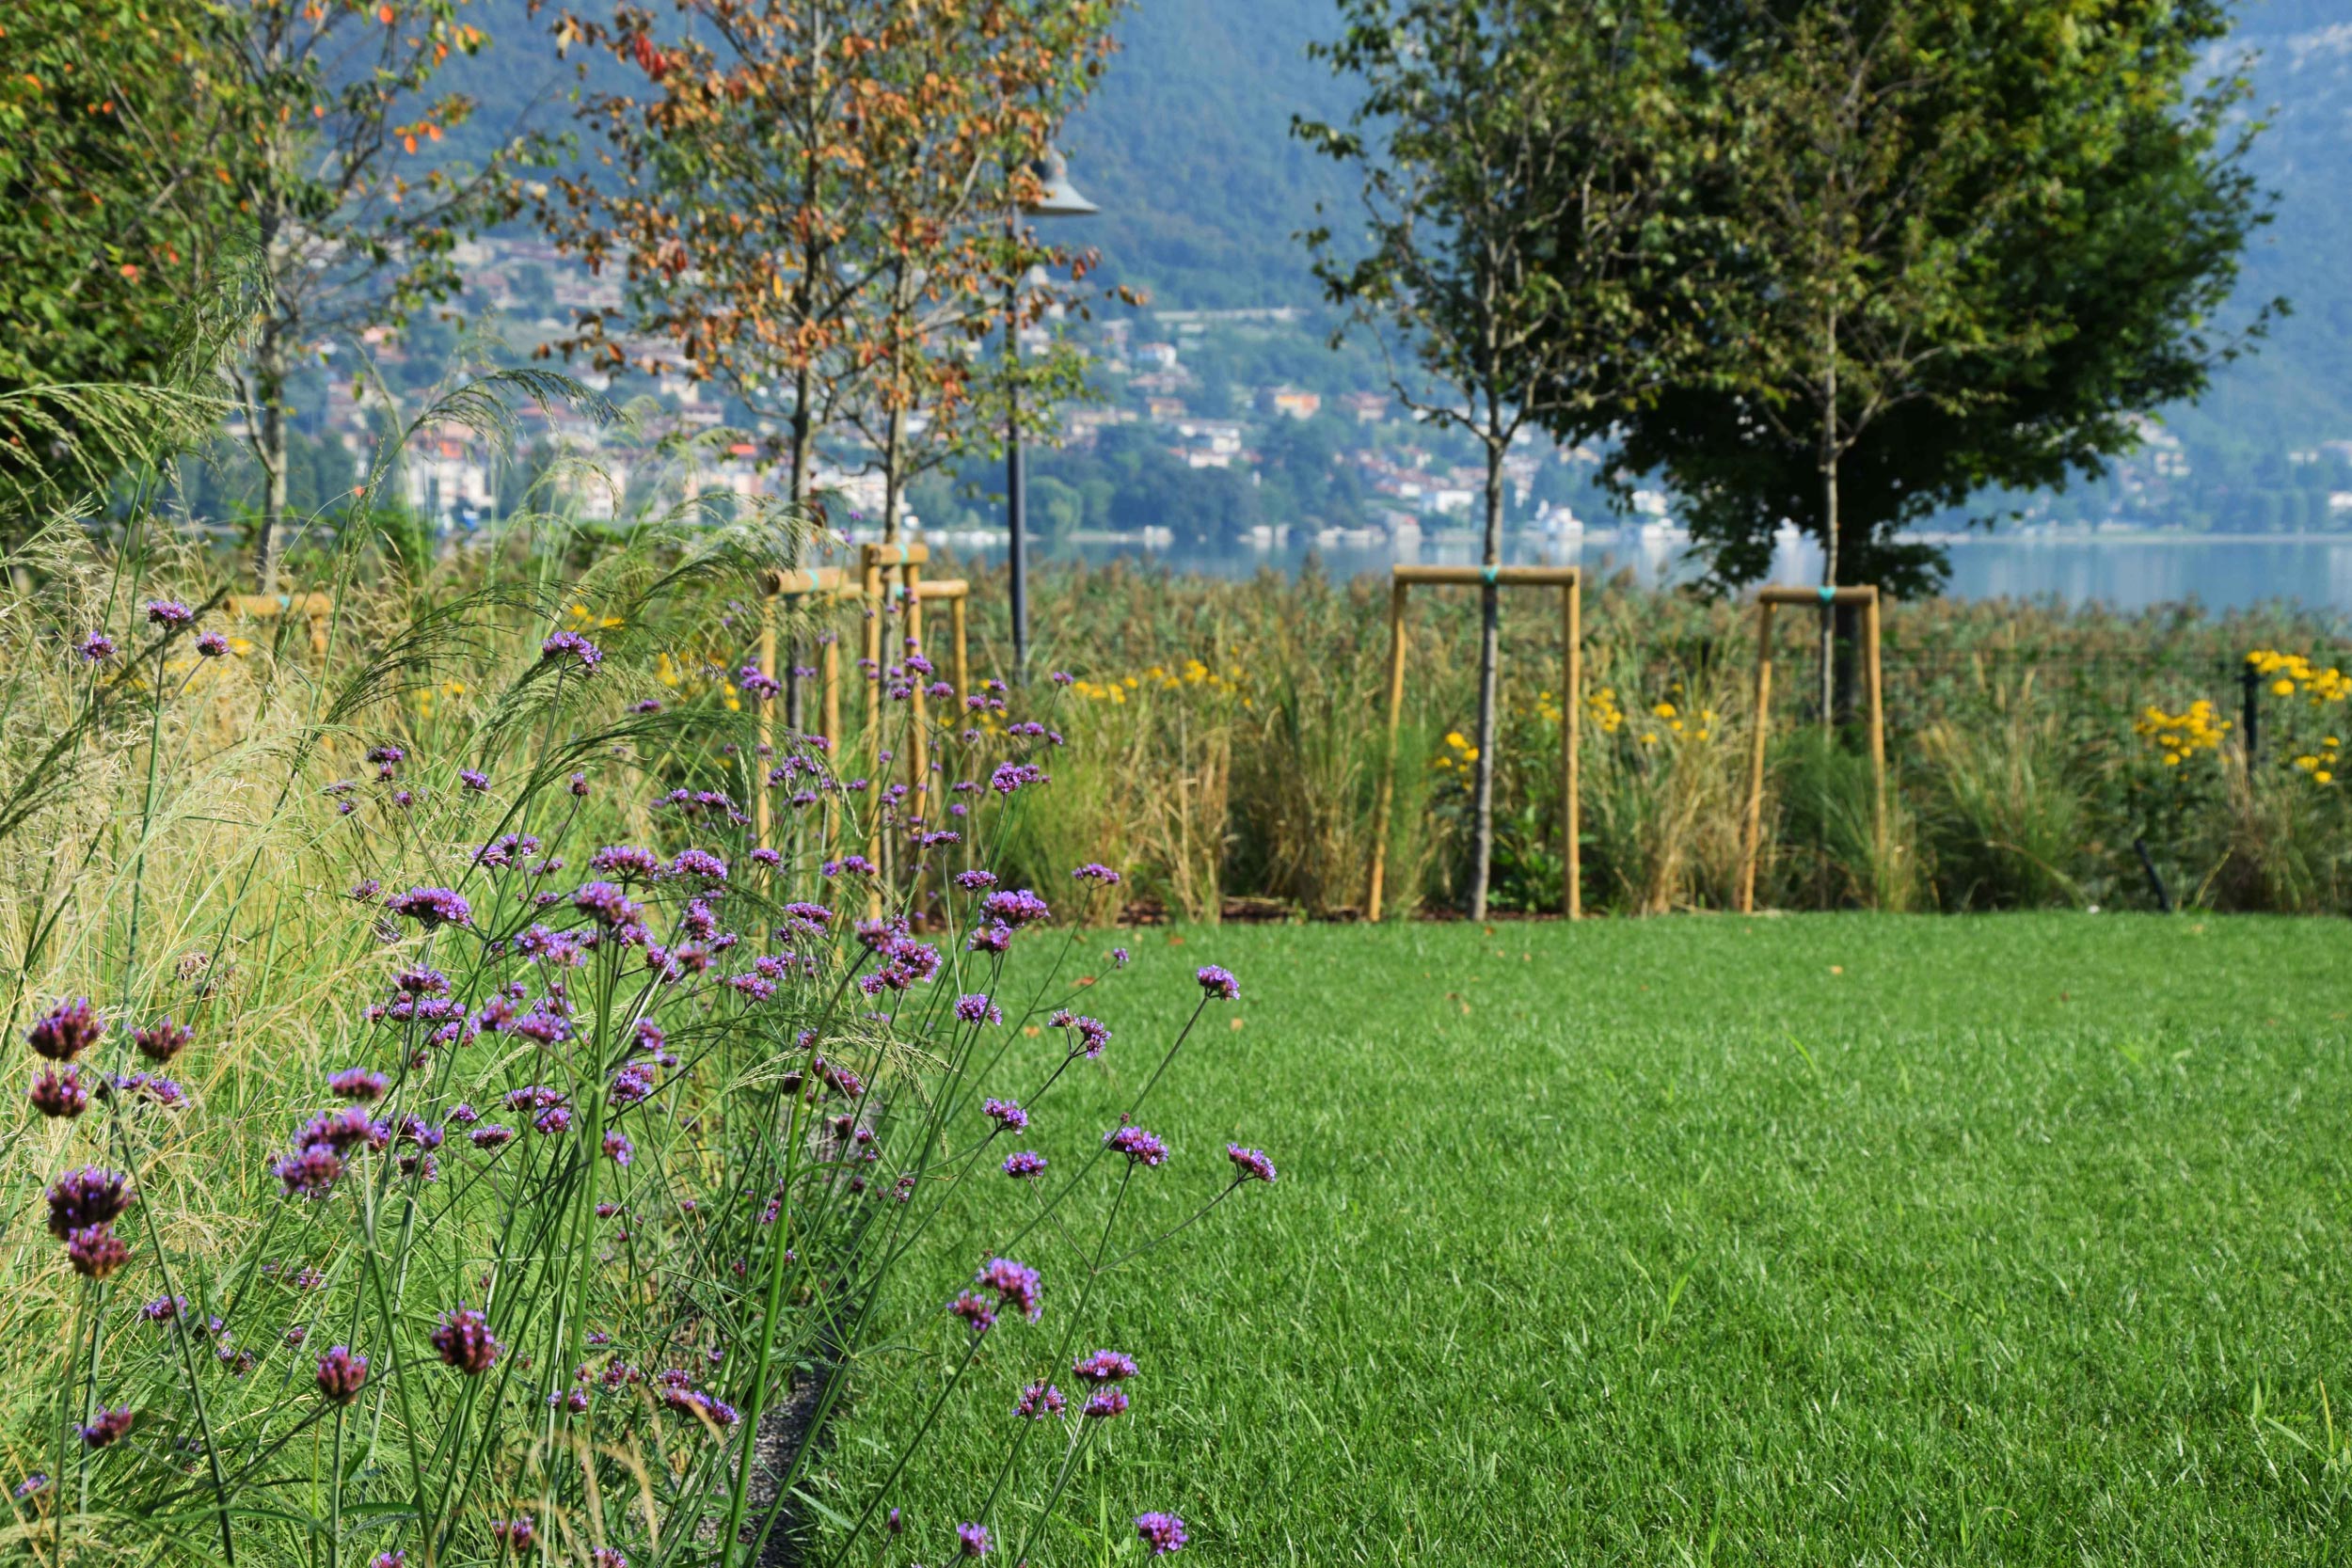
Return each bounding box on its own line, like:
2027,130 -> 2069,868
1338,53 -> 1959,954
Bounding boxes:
960,560 -> 2352,918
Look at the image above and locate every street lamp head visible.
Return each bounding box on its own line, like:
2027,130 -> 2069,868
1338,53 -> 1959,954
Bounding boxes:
1021,149 -> 1100,218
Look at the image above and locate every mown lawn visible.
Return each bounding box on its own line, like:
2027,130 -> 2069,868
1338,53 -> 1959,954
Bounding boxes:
825,914 -> 2352,1565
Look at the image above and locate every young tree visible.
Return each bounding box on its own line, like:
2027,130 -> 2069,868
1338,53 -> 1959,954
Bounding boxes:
1617,0 -> 2276,720
207,0 -> 520,589
834,2 -> 1123,545
1298,0 -> 1700,918
539,0 -> 1119,535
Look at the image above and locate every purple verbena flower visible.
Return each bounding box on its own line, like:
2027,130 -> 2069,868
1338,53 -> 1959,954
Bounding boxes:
78,1407 -> 134,1448
981,1098 -> 1027,1132
29,1066 -> 88,1117
315,1345 -> 369,1403
610,1062 -> 656,1107
954,993 -> 1002,1026
459,768 -> 490,791
79,632 -> 116,662
1072,863 -> 1121,884
141,1294 -> 186,1323
955,870 -> 999,892
1001,1149 -> 1047,1180
1016,1380 -> 1065,1418
1104,1125 -> 1168,1167
196,629 -> 230,657
134,1017 -> 192,1061
975,1257 -> 1041,1323
603,1130 -> 633,1166
47,1167 -> 133,1237
1195,964 -> 1239,1000
1226,1144 -> 1278,1183
589,844 -> 662,879
469,1124 -> 515,1150
274,1144 -> 344,1198
978,889 -> 1051,928
27,998 -> 103,1062
328,1068 -> 389,1102
146,599 -> 193,626
989,762 -> 1045,795
386,886 -> 472,927
1073,1349 -> 1137,1384
541,630 -> 603,672
1135,1512 -> 1189,1557
670,848 -> 727,881
1082,1386 -> 1130,1419
1112,946 -> 1131,968
490,1516 -> 535,1550
68,1224 -> 131,1279
571,880 -> 642,928
957,1522 -> 991,1558
430,1307 -> 501,1374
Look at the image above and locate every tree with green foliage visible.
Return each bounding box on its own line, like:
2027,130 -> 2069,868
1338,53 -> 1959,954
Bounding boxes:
0,3 -> 239,525
1298,0 -> 1702,918
1602,0 -> 2276,719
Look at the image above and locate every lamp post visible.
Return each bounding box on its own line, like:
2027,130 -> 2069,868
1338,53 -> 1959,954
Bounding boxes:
1006,149 -> 1098,681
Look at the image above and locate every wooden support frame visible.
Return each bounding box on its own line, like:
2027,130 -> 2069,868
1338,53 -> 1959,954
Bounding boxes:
754,550 -> 970,864
228,593 -> 335,657
1368,565 -> 1582,923
1736,584 -> 1885,914
756,567 -> 848,852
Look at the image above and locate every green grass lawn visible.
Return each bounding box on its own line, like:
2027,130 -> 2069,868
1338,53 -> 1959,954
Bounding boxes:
826,914 -> 2352,1565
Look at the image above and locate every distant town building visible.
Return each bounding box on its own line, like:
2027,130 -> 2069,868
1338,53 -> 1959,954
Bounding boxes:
1340,390 -> 1390,424
1067,407 -> 1136,443
1143,396 -> 1188,422
1256,387 -> 1322,420
1134,341 -> 1181,371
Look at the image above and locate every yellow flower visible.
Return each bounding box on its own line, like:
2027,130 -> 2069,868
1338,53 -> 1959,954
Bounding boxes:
1445,732 -> 1471,751
1652,702 -> 1677,720
2318,770 -> 2336,784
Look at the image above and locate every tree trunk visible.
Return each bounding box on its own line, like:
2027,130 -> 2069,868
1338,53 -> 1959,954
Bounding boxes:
882,401 -> 904,547
1818,310 -> 1839,731
1468,442 -> 1504,921
785,358 -> 814,734
251,330 -> 290,594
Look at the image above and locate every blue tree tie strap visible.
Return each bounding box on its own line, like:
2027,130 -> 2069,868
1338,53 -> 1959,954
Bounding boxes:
1819,586 -> 1836,604
1482,565 -> 1500,585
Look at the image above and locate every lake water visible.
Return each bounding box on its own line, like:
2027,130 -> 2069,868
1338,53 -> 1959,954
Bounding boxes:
925,527 -> 2352,620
